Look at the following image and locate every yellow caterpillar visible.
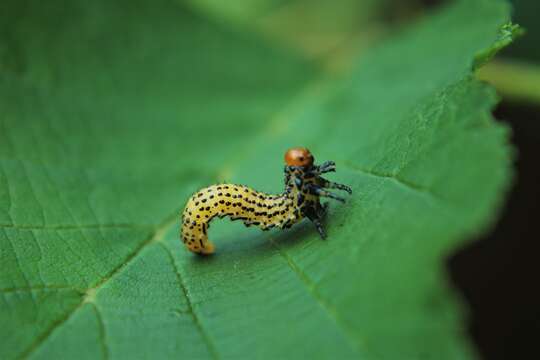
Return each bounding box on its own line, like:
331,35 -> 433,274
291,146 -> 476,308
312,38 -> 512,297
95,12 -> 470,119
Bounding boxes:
180,147 -> 352,254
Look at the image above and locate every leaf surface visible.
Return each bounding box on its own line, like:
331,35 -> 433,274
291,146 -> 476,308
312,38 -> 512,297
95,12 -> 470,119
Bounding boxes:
0,0 -> 515,359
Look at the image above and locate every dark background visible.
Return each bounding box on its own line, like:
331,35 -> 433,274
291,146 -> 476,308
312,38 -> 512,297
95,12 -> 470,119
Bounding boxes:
447,1 -> 540,358
449,103 -> 540,360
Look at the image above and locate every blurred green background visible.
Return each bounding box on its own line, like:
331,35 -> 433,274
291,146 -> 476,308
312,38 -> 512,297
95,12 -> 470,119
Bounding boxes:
189,0 -> 540,103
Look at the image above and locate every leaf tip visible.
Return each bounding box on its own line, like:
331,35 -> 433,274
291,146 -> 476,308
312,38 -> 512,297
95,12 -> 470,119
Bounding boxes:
473,22 -> 524,70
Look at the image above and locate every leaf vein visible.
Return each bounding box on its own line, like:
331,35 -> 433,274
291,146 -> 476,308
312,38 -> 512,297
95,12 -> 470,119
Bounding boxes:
268,238 -> 369,356
159,242 -> 220,360
343,161 -> 442,201
91,303 -> 109,360
19,211 -> 178,358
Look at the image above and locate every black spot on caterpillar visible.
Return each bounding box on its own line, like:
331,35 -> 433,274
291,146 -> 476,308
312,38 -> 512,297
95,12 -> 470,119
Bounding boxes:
180,147 -> 352,255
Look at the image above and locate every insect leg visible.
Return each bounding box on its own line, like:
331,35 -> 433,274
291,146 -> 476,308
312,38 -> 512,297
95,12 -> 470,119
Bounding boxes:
316,202 -> 329,219
320,179 -> 352,194
314,161 -> 336,174
311,218 -> 327,239
303,206 -> 327,239
307,185 -> 346,203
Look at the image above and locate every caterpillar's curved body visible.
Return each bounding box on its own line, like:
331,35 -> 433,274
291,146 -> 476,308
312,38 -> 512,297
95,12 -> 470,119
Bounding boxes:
181,148 -> 352,254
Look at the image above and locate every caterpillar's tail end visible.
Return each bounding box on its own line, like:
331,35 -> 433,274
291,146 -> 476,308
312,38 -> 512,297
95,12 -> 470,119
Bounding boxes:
198,242 -> 215,255
186,240 -> 215,255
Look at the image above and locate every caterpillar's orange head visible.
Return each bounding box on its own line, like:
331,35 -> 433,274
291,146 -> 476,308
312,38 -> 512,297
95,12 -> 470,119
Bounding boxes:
285,147 -> 314,167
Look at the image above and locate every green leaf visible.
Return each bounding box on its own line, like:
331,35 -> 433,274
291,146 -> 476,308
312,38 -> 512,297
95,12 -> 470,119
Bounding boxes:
0,0 -> 515,359
473,22 -> 523,69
